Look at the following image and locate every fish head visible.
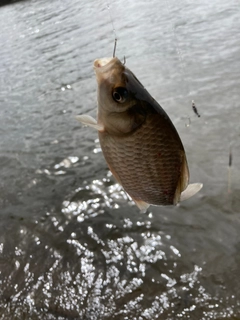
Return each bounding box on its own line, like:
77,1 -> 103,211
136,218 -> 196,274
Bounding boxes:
93,57 -> 157,134
94,57 -> 132,113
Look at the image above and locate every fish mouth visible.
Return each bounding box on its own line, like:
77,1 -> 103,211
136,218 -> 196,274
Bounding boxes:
94,58 -> 113,68
93,57 -> 122,84
93,57 -> 122,74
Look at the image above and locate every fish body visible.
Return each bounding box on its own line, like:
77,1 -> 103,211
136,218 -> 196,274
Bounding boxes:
77,57 -> 202,211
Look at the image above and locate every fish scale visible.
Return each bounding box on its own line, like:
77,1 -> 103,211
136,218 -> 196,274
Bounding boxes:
99,114 -> 184,205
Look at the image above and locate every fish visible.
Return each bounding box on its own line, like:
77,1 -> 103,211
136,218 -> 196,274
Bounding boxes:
76,57 -> 203,212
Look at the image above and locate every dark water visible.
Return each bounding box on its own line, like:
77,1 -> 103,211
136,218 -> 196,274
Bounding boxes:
0,0 -> 240,319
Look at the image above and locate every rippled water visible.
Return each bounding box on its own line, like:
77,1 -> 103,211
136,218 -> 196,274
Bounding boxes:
0,0 -> 240,319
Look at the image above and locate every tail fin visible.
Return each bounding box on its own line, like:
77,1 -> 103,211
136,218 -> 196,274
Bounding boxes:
180,183 -> 203,202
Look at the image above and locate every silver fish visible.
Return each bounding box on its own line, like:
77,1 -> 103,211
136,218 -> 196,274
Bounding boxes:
77,57 -> 202,211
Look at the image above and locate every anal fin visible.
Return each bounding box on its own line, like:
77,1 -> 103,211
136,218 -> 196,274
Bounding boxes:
76,115 -> 104,131
132,198 -> 150,213
180,183 -> 203,202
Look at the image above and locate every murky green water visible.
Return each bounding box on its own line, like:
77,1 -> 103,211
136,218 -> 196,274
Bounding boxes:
0,0 -> 240,319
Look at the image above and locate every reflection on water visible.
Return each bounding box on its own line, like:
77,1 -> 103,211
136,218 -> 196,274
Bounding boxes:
0,0 -> 240,319
1,166 -> 240,319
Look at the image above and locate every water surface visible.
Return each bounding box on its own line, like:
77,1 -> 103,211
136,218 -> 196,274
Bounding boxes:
0,0 -> 240,319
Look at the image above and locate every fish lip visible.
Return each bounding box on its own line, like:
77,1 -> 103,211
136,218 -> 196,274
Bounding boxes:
93,57 -> 120,73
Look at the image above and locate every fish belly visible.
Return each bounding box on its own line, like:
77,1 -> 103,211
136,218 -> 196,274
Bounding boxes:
99,115 -> 186,205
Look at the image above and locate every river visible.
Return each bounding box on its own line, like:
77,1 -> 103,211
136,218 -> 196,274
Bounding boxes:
0,0 -> 240,319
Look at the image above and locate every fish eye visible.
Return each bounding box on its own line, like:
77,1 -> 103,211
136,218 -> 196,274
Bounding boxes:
112,87 -> 128,103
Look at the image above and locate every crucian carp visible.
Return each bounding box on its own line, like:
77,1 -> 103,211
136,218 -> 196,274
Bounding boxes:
77,57 -> 202,212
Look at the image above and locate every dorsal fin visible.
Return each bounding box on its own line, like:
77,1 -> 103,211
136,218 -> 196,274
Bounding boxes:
173,151 -> 189,204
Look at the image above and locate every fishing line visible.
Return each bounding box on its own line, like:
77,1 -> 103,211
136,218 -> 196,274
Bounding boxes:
106,1 -> 118,57
164,0 -> 200,121
113,38 -> 117,57
227,146 -> 233,194
164,0 -> 187,81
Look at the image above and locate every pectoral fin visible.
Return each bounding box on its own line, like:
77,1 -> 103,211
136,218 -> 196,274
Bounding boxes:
180,183 -> 203,202
76,115 -> 104,131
